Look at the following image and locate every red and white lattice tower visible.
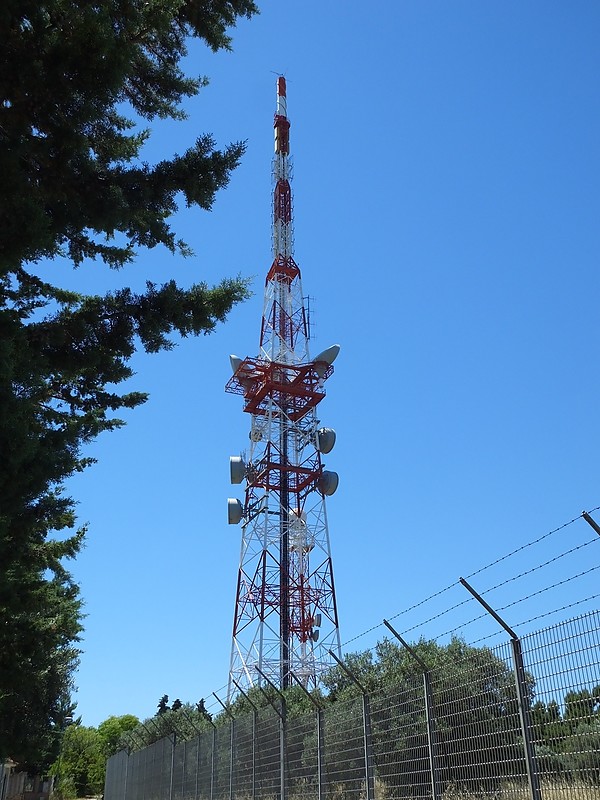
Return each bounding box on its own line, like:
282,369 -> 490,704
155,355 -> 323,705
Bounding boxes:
226,77 -> 341,693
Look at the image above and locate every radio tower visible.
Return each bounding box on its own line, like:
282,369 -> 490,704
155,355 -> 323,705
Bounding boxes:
226,77 -> 341,694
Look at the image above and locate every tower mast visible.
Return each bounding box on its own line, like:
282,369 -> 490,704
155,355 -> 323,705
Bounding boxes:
226,77 -> 341,693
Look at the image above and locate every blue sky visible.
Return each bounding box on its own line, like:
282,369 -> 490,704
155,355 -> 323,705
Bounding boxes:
41,2 -> 600,726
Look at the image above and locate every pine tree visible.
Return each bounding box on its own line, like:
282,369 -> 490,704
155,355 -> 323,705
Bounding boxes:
0,0 -> 258,766
196,698 -> 212,722
157,696 -> 170,715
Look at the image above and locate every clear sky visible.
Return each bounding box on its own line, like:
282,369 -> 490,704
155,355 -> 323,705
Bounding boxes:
39,1 -> 600,726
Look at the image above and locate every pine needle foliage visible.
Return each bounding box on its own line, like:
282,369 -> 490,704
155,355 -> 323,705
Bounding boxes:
0,0 -> 257,768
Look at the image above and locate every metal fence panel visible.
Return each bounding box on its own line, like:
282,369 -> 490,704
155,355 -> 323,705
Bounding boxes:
286,709 -> 319,800
105,750 -> 128,800
172,739 -> 185,800
232,709 -> 255,799
183,738 -> 199,800
370,674 -> 430,800
144,738 -> 172,800
213,724 -> 232,800
256,707 -> 281,798
322,695 -> 365,800
196,729 -> 215,800
126,745 -> 143,800
522,610 -> 600,792
428,639 -> 528,798
104,611 -> 600,800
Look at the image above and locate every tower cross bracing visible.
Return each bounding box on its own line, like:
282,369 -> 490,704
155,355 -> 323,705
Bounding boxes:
226,77 -> 341,694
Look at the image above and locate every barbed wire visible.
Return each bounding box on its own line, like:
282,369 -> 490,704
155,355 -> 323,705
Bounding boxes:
340,507 -> 600,651
515,595 -> 600,632
479,536 -> 599,597
434,563 -> 600,642
470,595 -> 600,645
341,581 -> 459,647
464,509 -> 592,581
204,680 -> 231,713
189,508 -> 600,723
202,507 -> 600,701
341,620 -> 387,649
496,563 -> 600,615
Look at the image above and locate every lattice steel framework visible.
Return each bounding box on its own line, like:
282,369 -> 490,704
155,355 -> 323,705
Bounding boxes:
226,77 -> 341,695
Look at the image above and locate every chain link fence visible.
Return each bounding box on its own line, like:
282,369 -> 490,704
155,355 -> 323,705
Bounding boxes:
105,610 -> 600,800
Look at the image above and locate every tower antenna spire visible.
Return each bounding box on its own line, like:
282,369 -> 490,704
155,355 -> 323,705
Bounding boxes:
226,78 -> 341,694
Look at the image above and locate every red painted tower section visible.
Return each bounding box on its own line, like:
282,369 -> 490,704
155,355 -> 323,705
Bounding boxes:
226,78 -> 341,692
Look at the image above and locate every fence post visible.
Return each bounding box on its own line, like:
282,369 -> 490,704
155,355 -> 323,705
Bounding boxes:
143,743 -> 149,800
169,733 -> 176,800
383,619 -> 441,800
214,692 -> 236,800
124,749 -> 130,800
582,510 -> 600,536
195,733 -> 201,800
328,650 -> 375,800
211,727 -> 216,800
289,670 -> 325,800
459,577 -> 541,800
255,666 -> 287,800
232,679 -> 258,800
142,742 -> 148,800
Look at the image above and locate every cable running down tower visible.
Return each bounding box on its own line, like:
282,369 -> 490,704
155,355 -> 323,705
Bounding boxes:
226,77 -> 341,693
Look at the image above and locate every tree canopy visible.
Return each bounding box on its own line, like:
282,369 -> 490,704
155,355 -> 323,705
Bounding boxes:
51,725 -> 105,800
50,715 -> 139,799
97,714 -> 140,759
0,0 -> 257,767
